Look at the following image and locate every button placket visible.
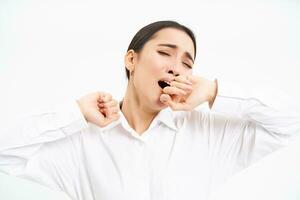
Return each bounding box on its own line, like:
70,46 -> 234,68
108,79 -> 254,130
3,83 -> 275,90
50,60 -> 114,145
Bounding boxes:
129,140 -> 150,199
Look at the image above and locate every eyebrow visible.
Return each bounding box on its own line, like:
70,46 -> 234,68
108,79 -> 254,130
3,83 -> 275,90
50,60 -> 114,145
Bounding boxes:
157,43 -> 194,63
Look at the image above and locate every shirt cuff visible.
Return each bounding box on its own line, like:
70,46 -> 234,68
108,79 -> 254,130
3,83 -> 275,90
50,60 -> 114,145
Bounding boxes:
55,100 -> 89,135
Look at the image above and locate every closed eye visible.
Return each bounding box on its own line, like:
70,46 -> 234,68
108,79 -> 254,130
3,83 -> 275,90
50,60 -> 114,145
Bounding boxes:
157,51 -> 170,56
183,62 -> 192,69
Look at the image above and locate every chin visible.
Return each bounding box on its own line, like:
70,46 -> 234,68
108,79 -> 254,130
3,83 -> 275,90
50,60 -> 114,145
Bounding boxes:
146,88 -> 167,111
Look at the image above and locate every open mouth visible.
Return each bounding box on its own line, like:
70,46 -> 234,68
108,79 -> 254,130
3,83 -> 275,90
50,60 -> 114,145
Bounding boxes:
158,80 -> 171,89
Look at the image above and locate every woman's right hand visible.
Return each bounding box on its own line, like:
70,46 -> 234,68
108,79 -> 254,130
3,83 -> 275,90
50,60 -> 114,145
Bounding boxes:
76,92 -> 120,127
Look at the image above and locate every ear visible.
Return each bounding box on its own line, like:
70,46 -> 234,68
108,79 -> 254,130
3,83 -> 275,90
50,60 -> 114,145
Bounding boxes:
124,49 -> 137,72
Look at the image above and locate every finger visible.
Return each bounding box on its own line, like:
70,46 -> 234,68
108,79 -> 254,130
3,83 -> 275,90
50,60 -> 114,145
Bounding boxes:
160,94 -> 191,111
170,81 -> 193,93
98,92 -> 112,103
103,94 -> 112,103
160,94 -> 183,106
98,104 -> 120,115
100,100 -> 118,108
160,94 -> 172,104
174,75 -> 193,85
97,91 -> 107,100
163,86 -> 187,96
100,105 -> 120,116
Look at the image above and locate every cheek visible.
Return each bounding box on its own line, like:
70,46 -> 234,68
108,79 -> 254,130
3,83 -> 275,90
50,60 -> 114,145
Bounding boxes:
184,70 -> 193,76
141,53 -> 166,75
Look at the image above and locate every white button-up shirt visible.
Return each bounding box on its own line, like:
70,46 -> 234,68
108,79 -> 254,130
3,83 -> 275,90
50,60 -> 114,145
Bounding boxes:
0,91 -> 299,200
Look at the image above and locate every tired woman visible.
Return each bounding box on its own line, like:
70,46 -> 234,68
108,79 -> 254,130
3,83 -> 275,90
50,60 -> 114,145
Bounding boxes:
0,21 -> 299,200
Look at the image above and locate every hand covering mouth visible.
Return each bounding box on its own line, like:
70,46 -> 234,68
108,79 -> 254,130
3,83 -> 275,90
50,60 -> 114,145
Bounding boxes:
158,80 -> 171,89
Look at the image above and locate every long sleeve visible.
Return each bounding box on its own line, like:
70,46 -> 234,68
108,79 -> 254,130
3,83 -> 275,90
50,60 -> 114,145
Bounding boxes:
0,101 -> 88,176
204,83 -> 300,191
212,95 -> 300,160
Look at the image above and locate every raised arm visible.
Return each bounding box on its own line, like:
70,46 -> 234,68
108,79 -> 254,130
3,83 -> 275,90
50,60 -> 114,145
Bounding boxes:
160,74 -> 300,177
0,92 -> 120,175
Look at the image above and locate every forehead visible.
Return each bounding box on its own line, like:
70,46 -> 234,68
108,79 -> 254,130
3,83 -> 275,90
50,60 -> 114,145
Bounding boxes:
147,28 -> 195,58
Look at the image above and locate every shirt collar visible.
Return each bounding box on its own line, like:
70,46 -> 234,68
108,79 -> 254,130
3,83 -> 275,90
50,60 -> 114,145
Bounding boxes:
95,107 -> 178,133
155,107 -> 178,131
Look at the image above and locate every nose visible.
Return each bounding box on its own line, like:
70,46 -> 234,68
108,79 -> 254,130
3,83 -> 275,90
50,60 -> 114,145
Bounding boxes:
167,64 -> 180,76
167,59 -> 182,76
168,70 -> 179,76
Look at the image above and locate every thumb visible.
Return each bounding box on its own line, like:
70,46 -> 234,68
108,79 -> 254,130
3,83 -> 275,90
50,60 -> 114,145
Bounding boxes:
101,113 -> 120,127
89,109 -> 107,127
160,94 -> 171,104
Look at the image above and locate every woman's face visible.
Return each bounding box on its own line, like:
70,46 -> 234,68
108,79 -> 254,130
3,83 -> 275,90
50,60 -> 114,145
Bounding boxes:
127,28 -> 195,112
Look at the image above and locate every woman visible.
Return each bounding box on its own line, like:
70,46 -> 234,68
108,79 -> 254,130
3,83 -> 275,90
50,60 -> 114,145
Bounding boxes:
0,21 -> 299,200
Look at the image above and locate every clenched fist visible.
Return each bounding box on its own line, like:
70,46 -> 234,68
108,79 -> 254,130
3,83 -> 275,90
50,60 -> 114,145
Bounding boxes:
77,92 -> 120,127
160,75 -> 218,111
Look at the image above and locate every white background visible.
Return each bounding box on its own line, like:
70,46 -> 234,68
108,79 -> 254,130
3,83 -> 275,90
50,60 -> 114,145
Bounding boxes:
1,0 -> 299,119
0,0 -> 300,198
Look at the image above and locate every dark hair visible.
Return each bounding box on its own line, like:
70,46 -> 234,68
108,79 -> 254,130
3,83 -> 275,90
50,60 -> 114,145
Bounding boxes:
125,20 -> 197,80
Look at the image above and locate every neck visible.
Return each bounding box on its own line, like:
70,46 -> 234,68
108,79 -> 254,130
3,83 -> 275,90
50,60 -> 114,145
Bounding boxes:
121,85 -> 158,135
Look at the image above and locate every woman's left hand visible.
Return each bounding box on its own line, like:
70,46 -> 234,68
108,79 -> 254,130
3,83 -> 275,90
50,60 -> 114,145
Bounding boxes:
160,75 -> 218,111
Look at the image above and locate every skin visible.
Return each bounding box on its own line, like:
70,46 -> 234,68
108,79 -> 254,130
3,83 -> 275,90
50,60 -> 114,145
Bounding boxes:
77,28 -> 218,134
